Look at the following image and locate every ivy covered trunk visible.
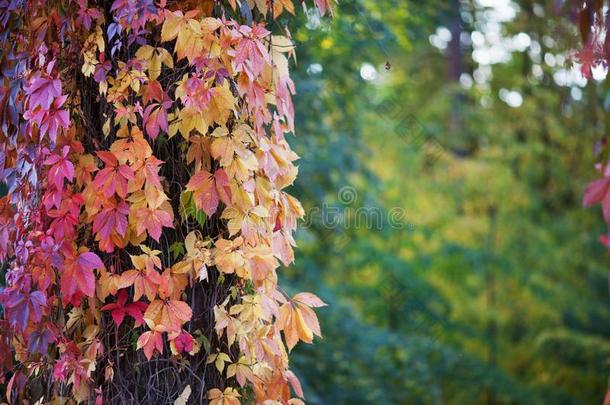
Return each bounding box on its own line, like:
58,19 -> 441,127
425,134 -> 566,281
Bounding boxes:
0,0 -> 331,403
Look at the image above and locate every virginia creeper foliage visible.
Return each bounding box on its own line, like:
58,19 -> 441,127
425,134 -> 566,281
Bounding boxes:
0,0 -> 332,403
569,2 -> 610,250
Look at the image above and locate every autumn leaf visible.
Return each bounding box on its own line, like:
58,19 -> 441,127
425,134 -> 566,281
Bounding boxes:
272,0 -> 295,18
160,10 -> 199,43
279,293 -> 326,351
136,46 -> 174,81
186,170 -> 219,216
60,251 -> 105,306
314,0 -> 334,16
161,10 -> 209,62
144,298 -> 192,332
209,126 -> 235,166
206,352 -> 231,373
213,303 -> 237,346
222,205 -> 269,240
133,205 -> 174,241
97,268 -> 122,301
207,387 -> 241,405
174,385 -> 192,405
143,104 -> 169,140
28,327 -> 56,355
186,134 -> 210,169
232,25 -> 271,80
583,175 -> 610,222
136,324 -> 166,360
101,290 -> 147,327
214,237 -> 247,276
24,73 -> 62,110
3,289 -> 47,332
204,84 -> 235,126
169,330 -> 198,356
120,265 -> 163,302
171,106 -> 209,140
210,125 -> 257,181
143,155 -> 164,189
93,151 -> 135,198
292,292 -> 327,308
92,200 -> 130,252
286,369 -> 304,399
226,356 -> 255,386
44,145 -> 75,190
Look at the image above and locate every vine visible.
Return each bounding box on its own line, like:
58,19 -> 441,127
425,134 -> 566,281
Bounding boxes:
0,0 -> 333,403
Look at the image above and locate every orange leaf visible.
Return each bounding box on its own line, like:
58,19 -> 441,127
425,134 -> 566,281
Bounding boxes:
144,298 -> 192,332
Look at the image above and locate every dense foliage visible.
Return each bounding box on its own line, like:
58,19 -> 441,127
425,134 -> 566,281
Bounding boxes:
0,0 -> 331,403
3,0 -> 610,404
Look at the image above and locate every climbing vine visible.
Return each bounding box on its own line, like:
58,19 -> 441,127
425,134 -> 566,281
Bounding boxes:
0,0 -> 332,403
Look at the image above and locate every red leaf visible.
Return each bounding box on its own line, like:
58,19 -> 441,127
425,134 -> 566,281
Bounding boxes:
214,168 -> 232,206
78,251 -> 104,272
101,290 -> 147,327
171,330 -> 194,354
143,155 -> 164,188
583,176 -> 610,223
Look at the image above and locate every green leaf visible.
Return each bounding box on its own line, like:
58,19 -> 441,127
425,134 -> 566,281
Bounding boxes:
169,242 -> 185,260
179,190 -> 207,227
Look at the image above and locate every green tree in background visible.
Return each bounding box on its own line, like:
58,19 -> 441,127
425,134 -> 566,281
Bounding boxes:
283,1 -> 610,403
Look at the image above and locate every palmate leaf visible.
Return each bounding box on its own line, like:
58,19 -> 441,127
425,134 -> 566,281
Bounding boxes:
4,290 -> 47,332
169,241 -> 185,260
179,191 -> 207,227
101,290 -> 147,327
60,251 -> 105,306
186,170 -> 219,216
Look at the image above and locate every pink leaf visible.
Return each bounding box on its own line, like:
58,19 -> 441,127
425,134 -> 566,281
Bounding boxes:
293,292 -> 327,308
583,178 -> 610,207
186,170 -> 219,216
25,75 -> 62,110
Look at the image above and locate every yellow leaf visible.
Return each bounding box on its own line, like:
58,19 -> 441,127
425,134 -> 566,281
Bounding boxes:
148,54 -> 162,80
204,83 -> 235,125
294,307 -> 313,343
161,11 -> 183,42
271,35 -> 295,79
200,17 -> 222,33
177,108 -> 208,140
207,352 -> 230,373
174,385 -> 191,405
102,118 -> 111,137
254,0 -> 268,15
176,28 -> 203,61
135,45 -> 154,60
160,48 -> 174,69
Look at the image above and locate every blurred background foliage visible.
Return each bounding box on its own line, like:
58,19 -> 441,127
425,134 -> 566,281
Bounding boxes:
281,0 -> 610,403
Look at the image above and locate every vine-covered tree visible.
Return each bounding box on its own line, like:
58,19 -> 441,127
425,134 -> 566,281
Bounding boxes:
0,0 -> 331,403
